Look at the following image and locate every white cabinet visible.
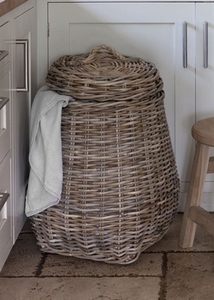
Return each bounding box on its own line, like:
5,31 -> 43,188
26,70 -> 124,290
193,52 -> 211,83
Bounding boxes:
0,64 -> 10,164
196,4 -> 214,119
37,1 -> 198,209
193,4 -> 214,210
0,154 -> 12,272
0,19 -> 13,272
47,4 -> 196,184
0,0 -> 37,271
47,4 -> 196,181
34,0 -> 214,210
11,1 -> 37,241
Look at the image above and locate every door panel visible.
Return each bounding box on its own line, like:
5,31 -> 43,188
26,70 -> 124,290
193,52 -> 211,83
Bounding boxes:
0,63 -> 10,164
0,154 -> 12,271
12,7 -> 35,240
195,4 -> 214,206
49,2 -> 195,186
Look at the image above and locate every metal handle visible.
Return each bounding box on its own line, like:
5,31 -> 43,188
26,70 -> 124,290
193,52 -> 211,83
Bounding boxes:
0,192 -> 9,211
0,97 -> 9,110
16,39 -> 29,92
183,22 -> 187,68
203,21 -> 208,69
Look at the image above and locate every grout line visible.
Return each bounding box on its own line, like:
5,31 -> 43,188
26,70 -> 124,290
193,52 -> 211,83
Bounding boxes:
33,274 -> 162,278
158,252 -> 167,300
0,274 -> 162,279
144,250 -> 214,254
34,253 -> 47,277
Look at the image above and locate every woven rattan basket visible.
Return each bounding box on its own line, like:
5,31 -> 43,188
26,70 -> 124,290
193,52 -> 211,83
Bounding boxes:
31,45 -> 180,264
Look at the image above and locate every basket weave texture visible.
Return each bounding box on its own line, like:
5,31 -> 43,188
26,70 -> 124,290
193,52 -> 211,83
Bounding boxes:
31,45 -> 180,264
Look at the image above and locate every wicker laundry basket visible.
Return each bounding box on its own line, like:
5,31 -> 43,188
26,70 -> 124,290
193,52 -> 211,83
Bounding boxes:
31,45 -> 180,264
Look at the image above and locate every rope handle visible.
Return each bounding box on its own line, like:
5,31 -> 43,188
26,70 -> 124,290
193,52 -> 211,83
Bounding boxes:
83,44 -> 126,63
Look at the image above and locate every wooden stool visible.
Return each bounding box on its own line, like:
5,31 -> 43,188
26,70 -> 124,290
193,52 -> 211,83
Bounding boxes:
179,117 -> 214,248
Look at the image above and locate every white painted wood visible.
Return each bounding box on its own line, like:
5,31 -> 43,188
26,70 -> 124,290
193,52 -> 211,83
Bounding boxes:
38,0 -> 200,3
196,4 -> 214,185
0,20 -> 10,69
48,2 -> 195,186
36,0 -> 48,88
0,0 -> 37,271
11,2 -> 37,241
0,17 -> 12,272
34,1 -> 214,213
184,4 -> 214,212
0,63 -> 10,164
0,153 -> 12,271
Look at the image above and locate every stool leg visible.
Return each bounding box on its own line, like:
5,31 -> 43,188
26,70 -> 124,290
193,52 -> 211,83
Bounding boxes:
179,142 -> 210,248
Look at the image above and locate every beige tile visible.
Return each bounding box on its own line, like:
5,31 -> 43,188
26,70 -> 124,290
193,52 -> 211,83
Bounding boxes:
0,277 -> 160,300
0,234 -> 42,277
148,214 -> 214,252
41,252 -> 162,277
166,253 -> 214,300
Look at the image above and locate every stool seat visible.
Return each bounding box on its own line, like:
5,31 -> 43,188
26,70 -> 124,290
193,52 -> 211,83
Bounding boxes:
192,117 -> 214,147
179,116 -> 214,249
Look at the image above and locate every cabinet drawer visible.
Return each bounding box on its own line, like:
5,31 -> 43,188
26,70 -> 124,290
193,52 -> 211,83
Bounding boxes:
0,64 -> 10,164
0,153 -> 13,271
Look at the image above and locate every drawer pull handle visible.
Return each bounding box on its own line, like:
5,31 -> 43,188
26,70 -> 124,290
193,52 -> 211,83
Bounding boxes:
0,50 -> 8,62
203,21 -> 208,69
15,39 -> 29,92
0,192 -> 9,212
0,97 -> 9,110
183,21 -> 188,68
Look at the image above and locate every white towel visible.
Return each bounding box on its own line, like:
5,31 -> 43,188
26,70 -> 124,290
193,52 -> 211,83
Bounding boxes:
25,86 -> 71,217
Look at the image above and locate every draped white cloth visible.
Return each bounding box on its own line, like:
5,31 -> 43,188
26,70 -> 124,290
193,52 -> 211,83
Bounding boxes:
25,86 -> 71,216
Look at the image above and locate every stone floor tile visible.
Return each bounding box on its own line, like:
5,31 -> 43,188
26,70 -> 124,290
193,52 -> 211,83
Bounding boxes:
0,277 -> 161,300
0,234 -> 42,277
41,252 -> 162,277
148,214 -> 214,252
166,253 -> 214,300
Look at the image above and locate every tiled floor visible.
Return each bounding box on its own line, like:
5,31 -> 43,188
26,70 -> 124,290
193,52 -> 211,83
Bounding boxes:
1,214 -> 214,300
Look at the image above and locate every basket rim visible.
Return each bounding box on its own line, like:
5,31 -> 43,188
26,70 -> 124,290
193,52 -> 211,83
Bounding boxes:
46,44 -> 163,102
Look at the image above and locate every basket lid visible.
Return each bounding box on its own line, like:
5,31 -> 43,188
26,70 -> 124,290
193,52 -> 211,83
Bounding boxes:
46,44 -> 163,102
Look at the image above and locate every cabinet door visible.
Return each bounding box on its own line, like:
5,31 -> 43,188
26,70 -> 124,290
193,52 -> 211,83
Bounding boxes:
12,5 -> 37,240
0,21 -> 11,164
48,3 -> 195,196
0,64 -> 11,164
196,4 -> 214,210
0,18 -> 13,272
0,153 -> 12,272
